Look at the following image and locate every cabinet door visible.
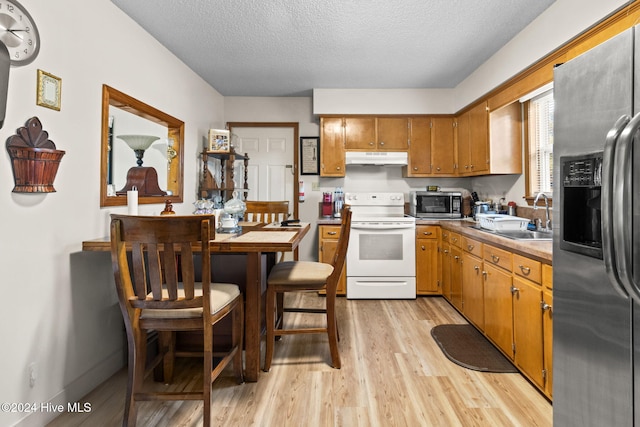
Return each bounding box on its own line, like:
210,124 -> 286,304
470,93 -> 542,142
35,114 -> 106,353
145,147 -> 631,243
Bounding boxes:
344,117 -> 376,150
406,117 -> 431,176
484,263 -> 514,358
416,239 -> 439,294
440,242 -> 451,301
431,117 -> 456,175
543,288 -> 553,398
461,252 -> 484,330
320,117 -> 346,177
513,276 -> 544,388
318,226 -> 346,295
456,112 -> 470,175
450,246 -> 463,311
377,117 -> 409,150
468,102 -> 489,174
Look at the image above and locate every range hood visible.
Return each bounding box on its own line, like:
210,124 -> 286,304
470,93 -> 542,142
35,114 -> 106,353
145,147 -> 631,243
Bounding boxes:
345,151 -> 408,166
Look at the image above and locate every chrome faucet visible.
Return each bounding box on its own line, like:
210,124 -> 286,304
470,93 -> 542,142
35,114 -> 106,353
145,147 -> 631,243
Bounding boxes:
533,192 -> 551,231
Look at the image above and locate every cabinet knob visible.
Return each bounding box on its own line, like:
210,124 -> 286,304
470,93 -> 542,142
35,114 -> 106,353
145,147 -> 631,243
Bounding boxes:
328,231 -> 337,235
465,165 -> 469,169
421,245 -> 425,250
474,265 -> 480,272
491,254 -> 500,263
380,141 -> 385,146
510,286 -> 519,294
467,244 -> 474,251
336,166 -> 341,170
541,301 -> 552,312
444,249 -> 449,254
423,231 -> 432,236
454,256 -> 460,260
436,167 -> 441,171
413,167 -> 418,171
470,164 -> 474,169
369,142 -> 375,146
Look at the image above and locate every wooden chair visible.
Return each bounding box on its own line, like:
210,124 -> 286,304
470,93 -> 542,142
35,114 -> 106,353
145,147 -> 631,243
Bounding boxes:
243,200 -> 289,224
263,207 -> 352,371
110,214 -> 244,427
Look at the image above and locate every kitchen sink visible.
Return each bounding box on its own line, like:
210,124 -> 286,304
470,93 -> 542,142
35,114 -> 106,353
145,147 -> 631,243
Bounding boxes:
493,229 -> 553,241
471,226 -> 553,241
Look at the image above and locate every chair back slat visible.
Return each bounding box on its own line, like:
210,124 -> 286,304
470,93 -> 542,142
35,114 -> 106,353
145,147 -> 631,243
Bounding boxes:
110,214 -> 215,312
131,243 -> 148,300
244,201 -> 289,224
180,242 -> 196,299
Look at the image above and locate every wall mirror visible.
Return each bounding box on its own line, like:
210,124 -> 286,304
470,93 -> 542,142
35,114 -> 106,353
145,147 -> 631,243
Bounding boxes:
100,85 -> 184,207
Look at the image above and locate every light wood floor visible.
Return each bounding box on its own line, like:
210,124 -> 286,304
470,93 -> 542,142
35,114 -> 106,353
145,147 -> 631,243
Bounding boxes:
48,295 -> 552,427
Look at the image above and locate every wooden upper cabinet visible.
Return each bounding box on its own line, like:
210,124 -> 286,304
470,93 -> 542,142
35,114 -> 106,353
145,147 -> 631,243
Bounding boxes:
405,117 -> 431,176
488,102 -> 523,174
376,117 -> 409,150
468,101 -> 489,174
320,117 -> 346,177
455,100 -> 520,176
344,117 -> 408,151
431,117 -> 456,175
344,117 -> 376,150
456,111 -> 471,175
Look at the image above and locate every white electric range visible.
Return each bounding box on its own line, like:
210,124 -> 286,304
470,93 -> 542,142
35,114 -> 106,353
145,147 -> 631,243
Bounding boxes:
345,192 -> 416,299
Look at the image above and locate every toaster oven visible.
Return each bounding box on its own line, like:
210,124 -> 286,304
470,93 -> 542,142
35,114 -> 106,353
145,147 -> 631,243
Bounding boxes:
409,191 -> 462,218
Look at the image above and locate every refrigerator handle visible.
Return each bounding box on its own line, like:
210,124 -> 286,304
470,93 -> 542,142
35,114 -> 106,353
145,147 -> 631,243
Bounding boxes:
613,112 -> 640,299
602,115 -> 631,298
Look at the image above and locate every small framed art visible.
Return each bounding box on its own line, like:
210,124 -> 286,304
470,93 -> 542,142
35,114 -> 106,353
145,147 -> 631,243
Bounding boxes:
208,128 -> 230,153
300,136 -> 320,175
36,69 -> 61,111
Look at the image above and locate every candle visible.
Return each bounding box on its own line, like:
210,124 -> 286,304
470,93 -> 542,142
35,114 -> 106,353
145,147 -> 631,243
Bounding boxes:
127,186 -> 138,215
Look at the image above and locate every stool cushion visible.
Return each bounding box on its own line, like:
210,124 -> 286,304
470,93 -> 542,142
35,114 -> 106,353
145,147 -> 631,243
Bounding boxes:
140,282 -> 240,318
267,261 -> 334,287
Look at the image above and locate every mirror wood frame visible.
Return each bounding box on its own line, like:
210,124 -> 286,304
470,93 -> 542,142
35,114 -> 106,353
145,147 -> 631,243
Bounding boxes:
100,85 -> 184,207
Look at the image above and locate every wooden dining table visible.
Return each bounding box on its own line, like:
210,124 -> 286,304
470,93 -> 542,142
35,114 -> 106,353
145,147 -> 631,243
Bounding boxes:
82,221 -> 310,382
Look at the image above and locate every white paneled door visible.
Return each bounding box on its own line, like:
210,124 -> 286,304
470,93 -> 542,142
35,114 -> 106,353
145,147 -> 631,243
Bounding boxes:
231,126 -> 295,208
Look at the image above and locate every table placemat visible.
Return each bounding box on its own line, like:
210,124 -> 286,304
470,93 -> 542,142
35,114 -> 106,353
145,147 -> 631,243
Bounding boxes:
232,231 -> 297,243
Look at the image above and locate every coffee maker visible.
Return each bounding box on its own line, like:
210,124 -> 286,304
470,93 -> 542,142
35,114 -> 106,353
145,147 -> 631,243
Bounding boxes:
333,187 -> 344,217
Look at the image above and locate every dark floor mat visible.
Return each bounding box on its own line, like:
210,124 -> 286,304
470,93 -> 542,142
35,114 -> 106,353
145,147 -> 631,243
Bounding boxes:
431,324 -> 518,373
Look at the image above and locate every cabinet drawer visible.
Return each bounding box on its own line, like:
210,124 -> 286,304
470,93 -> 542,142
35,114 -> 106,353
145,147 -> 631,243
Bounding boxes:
483,244 -> 513,272
416,225 -> 438,239
320,226 -> 341,240
461,235 -> 482,257
449,232 -> 461,248
513,253 -> 541,284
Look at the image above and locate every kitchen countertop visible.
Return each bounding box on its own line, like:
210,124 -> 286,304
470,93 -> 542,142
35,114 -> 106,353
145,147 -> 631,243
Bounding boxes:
418,218 -> 552,264
317,216 -> 552,264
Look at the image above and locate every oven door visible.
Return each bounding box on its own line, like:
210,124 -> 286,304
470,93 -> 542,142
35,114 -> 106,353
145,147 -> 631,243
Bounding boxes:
346,220 -> 416,299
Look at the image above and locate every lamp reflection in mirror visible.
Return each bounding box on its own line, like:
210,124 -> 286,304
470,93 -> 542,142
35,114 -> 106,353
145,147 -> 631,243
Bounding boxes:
115,134 -> 167,197
117,134 -> 160,167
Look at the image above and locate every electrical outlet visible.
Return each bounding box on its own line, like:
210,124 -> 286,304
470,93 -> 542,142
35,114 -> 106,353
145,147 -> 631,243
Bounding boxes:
28,362 -> 37,388
311,181 -> 320,191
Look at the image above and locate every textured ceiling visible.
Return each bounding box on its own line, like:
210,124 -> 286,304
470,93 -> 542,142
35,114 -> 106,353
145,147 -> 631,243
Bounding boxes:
111,0 -> 556,97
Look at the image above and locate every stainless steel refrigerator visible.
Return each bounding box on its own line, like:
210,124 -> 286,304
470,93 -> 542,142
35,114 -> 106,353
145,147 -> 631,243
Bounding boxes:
554,25 -> 640,425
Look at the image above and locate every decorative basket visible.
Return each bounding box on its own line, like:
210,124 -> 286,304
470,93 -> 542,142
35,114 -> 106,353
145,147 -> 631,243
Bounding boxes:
6,117 -> 65,193
476,214 -> 529,231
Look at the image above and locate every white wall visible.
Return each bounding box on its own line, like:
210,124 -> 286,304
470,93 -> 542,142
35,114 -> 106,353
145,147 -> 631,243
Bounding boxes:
0,1 -> 223,426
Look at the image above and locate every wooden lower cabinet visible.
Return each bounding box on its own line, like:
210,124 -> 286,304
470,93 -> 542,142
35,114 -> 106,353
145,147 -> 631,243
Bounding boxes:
318,225 -> 346,295
483,263 -> 514,358
416,226 -> 439,295
440,242 -> 451,301
450,246 -> 463,311
513,275 -> 545,390
461,252 -> 484,330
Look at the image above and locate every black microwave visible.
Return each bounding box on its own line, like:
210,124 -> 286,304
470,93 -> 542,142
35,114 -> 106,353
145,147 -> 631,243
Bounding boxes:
409,191 -> 462,218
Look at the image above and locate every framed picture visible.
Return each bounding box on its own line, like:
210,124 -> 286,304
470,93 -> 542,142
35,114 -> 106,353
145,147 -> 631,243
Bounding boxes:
36,69 -> 61,111
300,136 -> 320,175
208,128 -> 230,153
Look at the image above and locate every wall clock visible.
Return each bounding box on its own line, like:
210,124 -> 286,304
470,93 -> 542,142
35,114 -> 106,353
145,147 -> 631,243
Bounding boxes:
0,0 -> 40,66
